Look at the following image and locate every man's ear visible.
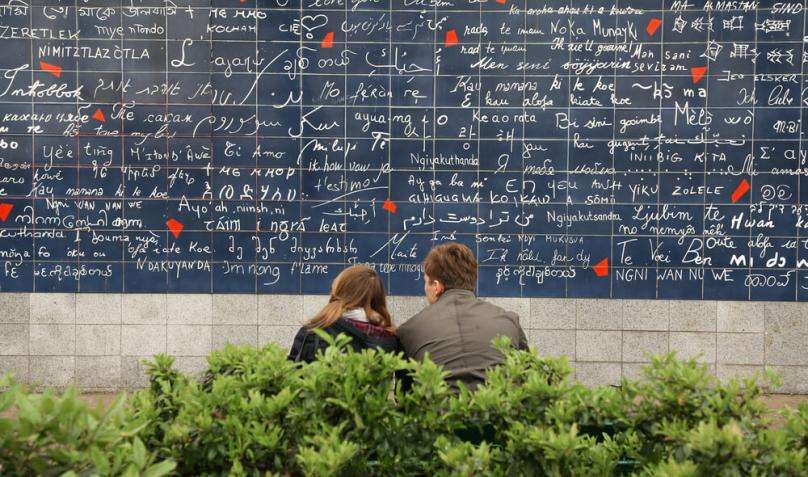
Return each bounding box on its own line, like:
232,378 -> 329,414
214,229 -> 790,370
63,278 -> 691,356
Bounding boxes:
434,279 -> 445,295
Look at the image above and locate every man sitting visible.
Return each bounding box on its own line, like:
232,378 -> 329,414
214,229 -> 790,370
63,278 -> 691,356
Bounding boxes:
397,242 -> 528,390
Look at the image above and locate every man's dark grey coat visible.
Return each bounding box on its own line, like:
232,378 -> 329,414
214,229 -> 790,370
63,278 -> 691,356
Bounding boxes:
397,289 -> 528,390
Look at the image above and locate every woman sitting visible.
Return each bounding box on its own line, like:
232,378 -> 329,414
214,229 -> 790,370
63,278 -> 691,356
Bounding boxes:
288,265 -> 399,362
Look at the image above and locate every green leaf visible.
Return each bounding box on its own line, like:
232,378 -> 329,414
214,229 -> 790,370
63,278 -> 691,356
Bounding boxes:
131,437 -> 147,468
142,460 -> 177,477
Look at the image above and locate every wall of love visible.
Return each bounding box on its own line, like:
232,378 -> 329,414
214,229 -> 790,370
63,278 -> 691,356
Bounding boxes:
0,0 -> 806,299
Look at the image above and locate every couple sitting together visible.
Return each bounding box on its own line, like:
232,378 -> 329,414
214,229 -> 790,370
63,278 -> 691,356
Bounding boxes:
288,242 -> 528,390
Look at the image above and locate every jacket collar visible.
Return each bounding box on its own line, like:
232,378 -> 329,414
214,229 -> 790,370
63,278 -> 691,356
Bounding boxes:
332,317 -> 397,343
342,308 -> 368,322
439,288 -> 476,301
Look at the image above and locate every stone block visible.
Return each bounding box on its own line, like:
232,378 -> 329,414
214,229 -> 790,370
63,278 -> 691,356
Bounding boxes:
29,356 -> 74,389
527,298 -> 575,330
121,356 -> 150,389
259,294 -> 304,326
763,303 -> 806,332
0,293 -> 29,323
388,295 -> 426,326
717,332 -> 763,365
121,325 -> 165,356
174,357 -> 208,377
122,294 -> 167,325
76,294 -> 121,324
765,331 -> 808,366
259,325 -> 299,351
621,363 -> 646,382
30,293 -> 75,324
212,325 -> 258,349
770,366 -> 808,394
764,303 -> 808,366
167,325 -> 211,356
30,324 -> 75,355
0,356 -> 28,384
575,330 -> 621,362
0,323 -> 28,355
622,331 -> 668,363
213,294 -> 257,325
302,295 -> 330,321
576,299 -> 622,330
717,302 -> 764,333
669,300 -> 716,332
669,332 -> 716,363
76,356 -> 121,390
76,325 -> 121,356
623,300 -> 669,331
574,362 -> 621,386
715,364 -> 765,384
526,329 -> 575,358
167,294 -> 212,325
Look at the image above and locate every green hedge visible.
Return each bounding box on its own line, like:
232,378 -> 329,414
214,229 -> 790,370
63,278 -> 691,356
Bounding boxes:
2,334 -> 807,476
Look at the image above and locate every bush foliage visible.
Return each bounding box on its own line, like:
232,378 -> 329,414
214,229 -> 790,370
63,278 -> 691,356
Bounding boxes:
2,334 -> 807,476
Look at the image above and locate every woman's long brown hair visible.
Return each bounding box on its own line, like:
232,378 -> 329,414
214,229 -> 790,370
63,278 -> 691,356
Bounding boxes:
306,265 -> 393,331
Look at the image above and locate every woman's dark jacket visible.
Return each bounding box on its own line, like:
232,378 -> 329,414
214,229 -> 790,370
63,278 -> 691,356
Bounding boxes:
288,318 -> 399,363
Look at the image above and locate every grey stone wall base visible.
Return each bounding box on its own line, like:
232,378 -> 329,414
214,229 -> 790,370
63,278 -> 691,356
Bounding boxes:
1,294 -> 806,394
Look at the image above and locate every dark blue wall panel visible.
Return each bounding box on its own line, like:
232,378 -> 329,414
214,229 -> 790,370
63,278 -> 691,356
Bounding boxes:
0,0 -> 806,299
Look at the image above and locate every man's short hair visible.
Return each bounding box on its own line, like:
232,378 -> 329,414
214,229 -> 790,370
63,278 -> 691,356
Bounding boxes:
423,243 -> 477,292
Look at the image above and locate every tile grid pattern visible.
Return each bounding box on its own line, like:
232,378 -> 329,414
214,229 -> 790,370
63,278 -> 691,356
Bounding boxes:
0,294 -> 805,393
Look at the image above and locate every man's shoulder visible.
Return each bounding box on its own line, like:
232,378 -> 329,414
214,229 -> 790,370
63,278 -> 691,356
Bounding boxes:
398,304 -> 434,333
471,299 -> 522,325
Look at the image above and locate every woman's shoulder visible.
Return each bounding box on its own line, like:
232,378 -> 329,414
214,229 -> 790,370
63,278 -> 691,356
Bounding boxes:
288,326 -> 316,362
337,318 -> 399,350
339,317 -> 395,337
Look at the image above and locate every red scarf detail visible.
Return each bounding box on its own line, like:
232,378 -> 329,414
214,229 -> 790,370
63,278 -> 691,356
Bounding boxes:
345,318 -> 396,339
